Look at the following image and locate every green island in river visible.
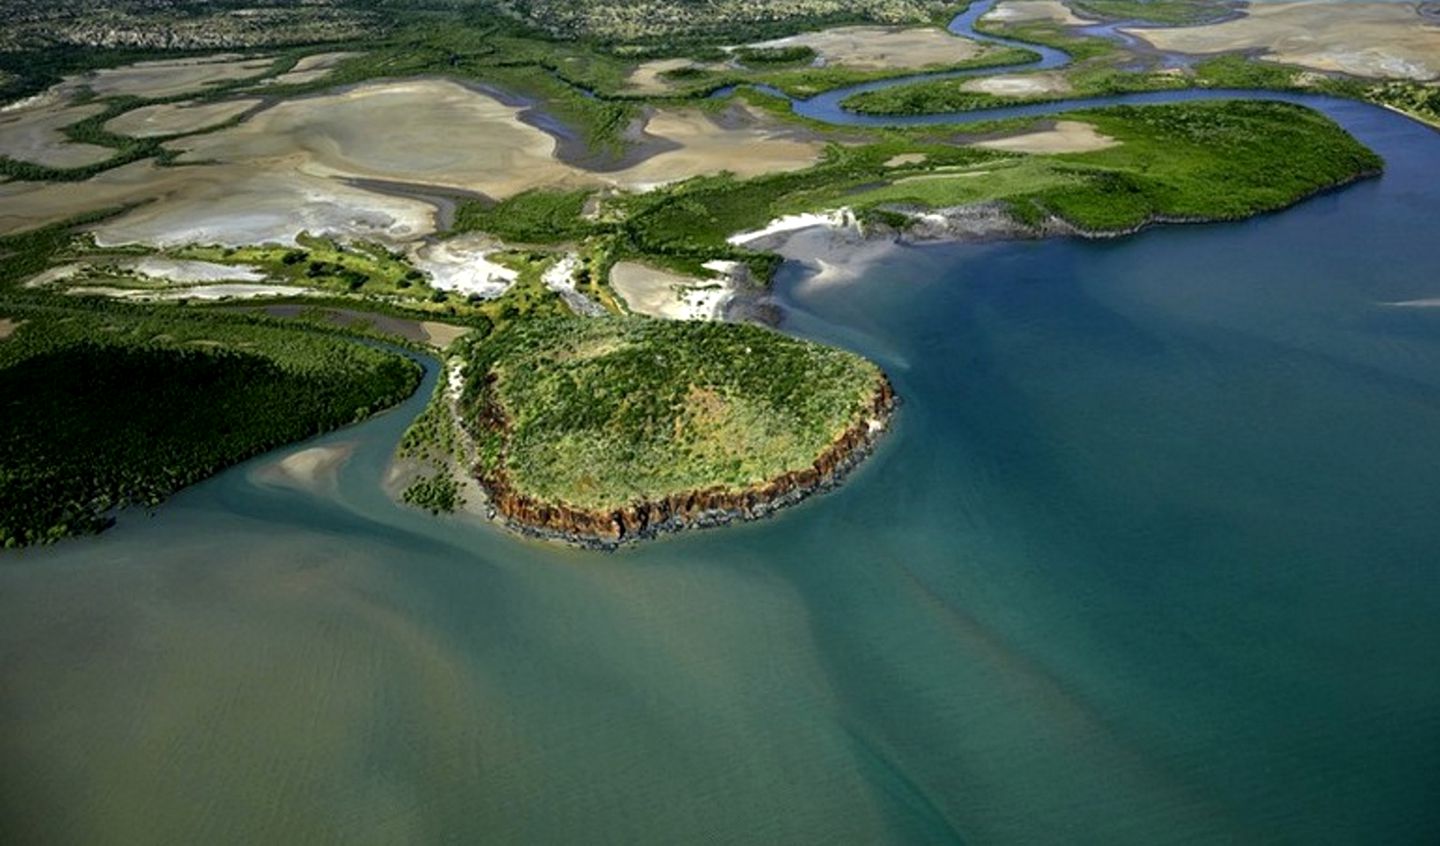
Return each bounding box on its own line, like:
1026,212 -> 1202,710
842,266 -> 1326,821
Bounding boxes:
0,0 -> 1421,548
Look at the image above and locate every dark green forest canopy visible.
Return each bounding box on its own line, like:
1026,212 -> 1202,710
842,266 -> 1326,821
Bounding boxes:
0,311 -> 421,547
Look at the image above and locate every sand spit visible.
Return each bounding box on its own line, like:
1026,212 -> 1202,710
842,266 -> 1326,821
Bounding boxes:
1126,2 -> 1440,81
0,317 -> 22,340
0,100 -> 112,169
744,26 -> 988,70
410,235 -> 518,298
974,120 -> 1118,153
256,442 -> 356,491
105,99 -> 262,138
65,55 -> 276,99
982,0 -> 1086,27
963,71 -> 1073,97
610,261 -> 735,320
727,209 -> 861,248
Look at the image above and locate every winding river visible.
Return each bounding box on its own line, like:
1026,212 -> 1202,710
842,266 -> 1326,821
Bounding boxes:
4,4 -> 1440,843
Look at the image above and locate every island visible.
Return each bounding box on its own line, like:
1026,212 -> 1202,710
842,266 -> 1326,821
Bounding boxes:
456,316 -> 894,546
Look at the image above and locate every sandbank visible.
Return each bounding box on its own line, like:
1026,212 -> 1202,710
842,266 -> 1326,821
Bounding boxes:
170,79 -> 582,199
744,26 -> 988,70
0,159 -> 437,245
962,71 -> 1073,97
981,0 -> 1086,27
1125,2 -> 1440,80
616,106 -> 824,188
256,442 -> 356,490
65,55 -> 276,99
104,99 -> 261,138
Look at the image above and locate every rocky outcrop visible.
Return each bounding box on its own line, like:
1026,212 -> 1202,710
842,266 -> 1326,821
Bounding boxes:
471,376 -> 896,549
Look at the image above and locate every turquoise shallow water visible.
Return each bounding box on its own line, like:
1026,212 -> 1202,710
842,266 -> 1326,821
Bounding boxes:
5,78 -> 1440,846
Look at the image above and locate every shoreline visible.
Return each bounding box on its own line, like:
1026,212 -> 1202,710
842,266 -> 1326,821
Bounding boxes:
728,165 -> 1385,283
468,374 -> 897,550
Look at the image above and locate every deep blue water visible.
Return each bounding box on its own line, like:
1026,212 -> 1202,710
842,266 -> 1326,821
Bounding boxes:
4,6 -> 1440,843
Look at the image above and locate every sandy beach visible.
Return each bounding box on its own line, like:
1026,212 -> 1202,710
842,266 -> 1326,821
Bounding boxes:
609,261 -> 735,320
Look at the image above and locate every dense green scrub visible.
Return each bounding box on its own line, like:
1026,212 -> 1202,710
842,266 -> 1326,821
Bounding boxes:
1028,101 -> 1382,230
459,316 -> 883,511
454,190 -> 593,244
0,310 -> 420,547
821,101 -> 1383,232
456,101 -> 1379,280
838,54 -> 1328,116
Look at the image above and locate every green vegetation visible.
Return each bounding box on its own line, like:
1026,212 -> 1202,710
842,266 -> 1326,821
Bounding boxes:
174,236 -> 428,299
1027,101 -> 1381,230
454,190 -> 593,243
734,46 -> 817,67
1367,80 -> 1440,128
398,371 -> 473,467
474,101 -> 1379,280
656,45 -> 1039,99
402,472 -> 463,514
460,315 -> 884,510
794,102 -> 1380,232
0,308 -> 420,547
1068,0 -> 1236,25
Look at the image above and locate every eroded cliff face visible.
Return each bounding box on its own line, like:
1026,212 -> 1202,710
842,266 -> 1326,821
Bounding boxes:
470,376 -> 896,547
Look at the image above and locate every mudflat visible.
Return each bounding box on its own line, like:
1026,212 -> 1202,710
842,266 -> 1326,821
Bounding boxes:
745,25 -> 991,70
105,100 -> 262,138
1127,2 -> 1440,80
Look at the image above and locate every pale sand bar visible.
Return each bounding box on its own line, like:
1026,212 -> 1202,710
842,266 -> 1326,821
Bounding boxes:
105,99 -> 261,138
